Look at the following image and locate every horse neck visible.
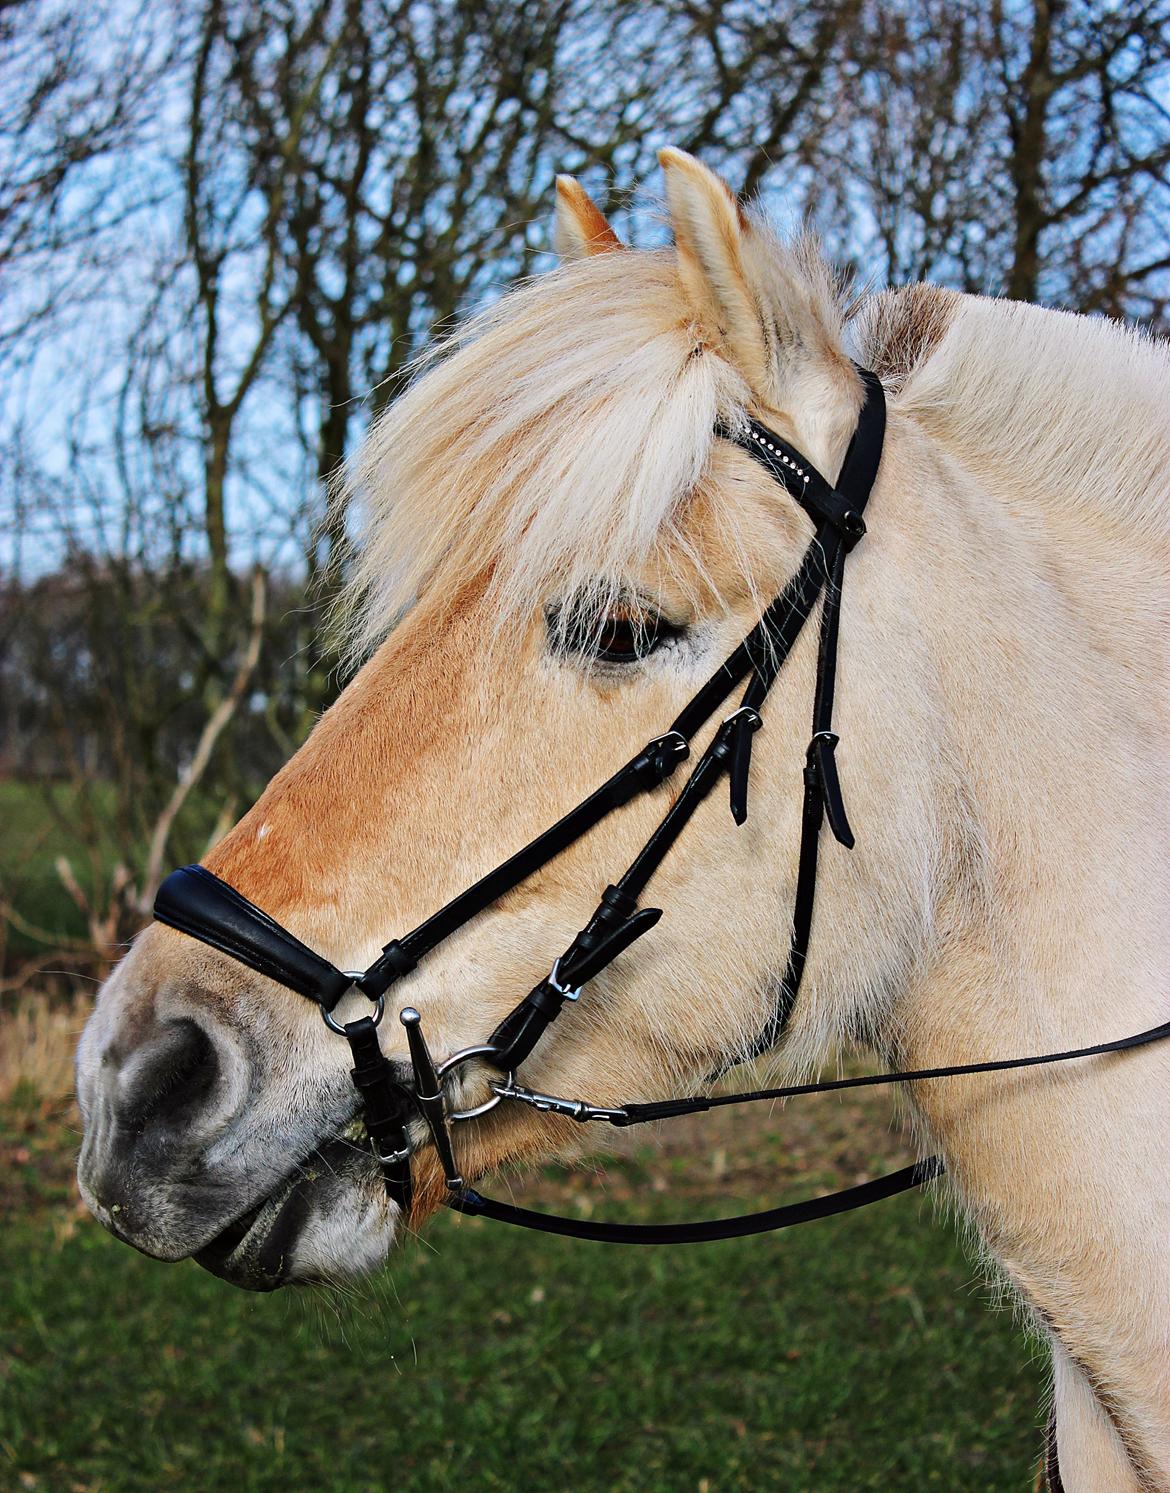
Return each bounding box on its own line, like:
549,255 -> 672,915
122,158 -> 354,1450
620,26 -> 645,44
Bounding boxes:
884,403 -> 1169,1063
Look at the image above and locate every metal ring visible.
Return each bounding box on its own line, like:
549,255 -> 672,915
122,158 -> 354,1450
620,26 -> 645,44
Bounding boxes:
437,1044 -> 511,1122
321,980 -> 385,1036
436,1042 -> 504,1078
448,1071 -> 513,1123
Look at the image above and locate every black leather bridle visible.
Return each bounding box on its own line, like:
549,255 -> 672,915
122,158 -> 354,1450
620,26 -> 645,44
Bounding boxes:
153,366 -> 1170,1245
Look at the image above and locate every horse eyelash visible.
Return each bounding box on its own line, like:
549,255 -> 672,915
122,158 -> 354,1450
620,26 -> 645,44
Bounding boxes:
545,598 -> 686,664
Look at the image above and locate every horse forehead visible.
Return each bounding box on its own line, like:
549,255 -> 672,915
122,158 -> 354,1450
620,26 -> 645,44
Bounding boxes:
205,602 -> 491,892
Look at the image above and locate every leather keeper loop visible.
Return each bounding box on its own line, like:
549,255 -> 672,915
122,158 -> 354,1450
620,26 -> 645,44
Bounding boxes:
625,731 -> 690,796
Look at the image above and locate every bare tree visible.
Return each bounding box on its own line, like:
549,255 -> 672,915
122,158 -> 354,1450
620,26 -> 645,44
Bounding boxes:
2,0 -> 1168,982
0,0 -> 175,351
0,0 -> 856,972
995,0 -> 1170,320
829,0 -> 1170,323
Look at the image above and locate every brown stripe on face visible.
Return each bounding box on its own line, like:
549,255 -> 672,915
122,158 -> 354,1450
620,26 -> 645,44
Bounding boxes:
205,580 -> 488,923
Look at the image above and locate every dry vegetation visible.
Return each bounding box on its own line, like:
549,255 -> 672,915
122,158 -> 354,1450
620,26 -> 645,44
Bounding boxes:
0,989 -> 89,1105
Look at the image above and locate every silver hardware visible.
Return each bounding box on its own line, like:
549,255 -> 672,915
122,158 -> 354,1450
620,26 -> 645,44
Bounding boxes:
546,956 -> 582,1002
491,1077 -> 627,1125
448,1078 -> 512,1123
371,1047 -> 512,1165
437,1042 -> 503,1078
438,1044 -> 513,1121
723,705 -> 763,730
321,980 -> 385,1035
401,1008 -> 464,1191
657,729 -> 689,757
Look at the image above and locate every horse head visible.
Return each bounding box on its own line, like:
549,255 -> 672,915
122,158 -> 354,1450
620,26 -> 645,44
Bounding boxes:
75,149 -> 948,1287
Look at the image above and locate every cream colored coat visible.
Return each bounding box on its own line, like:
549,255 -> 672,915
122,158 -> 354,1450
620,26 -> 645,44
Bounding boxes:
77,150 -> 1170,1490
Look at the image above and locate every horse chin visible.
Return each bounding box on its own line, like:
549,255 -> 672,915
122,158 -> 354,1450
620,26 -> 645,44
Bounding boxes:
193,1138 -> 395,1292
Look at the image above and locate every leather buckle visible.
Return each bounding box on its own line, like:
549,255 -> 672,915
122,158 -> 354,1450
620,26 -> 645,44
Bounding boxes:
547,956 -> 582,1002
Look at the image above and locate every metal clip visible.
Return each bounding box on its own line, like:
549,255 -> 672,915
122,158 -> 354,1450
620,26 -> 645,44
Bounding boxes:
491,1077 -> 627,1125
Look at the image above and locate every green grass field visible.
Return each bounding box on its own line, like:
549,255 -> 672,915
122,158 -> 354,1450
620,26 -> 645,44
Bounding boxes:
1,783 -> 1045,1490
1,1089 -> 1045,1493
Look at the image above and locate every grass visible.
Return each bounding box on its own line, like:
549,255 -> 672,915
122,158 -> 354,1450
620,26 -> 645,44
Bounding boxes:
0,1077 -> 1046,1493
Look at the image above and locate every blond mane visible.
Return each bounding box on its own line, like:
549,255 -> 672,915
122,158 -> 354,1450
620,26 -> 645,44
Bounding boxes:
857,288 -> 1170,548
336,236 -> 1169,666
334,234 -> 849,661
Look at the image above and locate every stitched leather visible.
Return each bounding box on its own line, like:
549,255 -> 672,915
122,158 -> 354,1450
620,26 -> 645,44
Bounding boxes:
154,865 -> 352,1010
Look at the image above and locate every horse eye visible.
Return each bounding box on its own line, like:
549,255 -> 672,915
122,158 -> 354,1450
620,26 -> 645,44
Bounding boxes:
549,603 -> 681,664
595,615 -> 653,662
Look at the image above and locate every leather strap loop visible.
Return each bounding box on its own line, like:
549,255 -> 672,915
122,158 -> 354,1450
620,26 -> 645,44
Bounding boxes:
807,733 -> 854,849
726,708 -> 763,826
345,1016 -> 413,1211
558,906 -> 662,990
450,1157 -> 944,1244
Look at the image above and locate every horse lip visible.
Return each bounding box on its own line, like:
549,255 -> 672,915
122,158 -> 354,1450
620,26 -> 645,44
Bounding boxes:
192,1199 -> 268,1275
194,1191 -> 296,1292
193,1136 -> 372,1291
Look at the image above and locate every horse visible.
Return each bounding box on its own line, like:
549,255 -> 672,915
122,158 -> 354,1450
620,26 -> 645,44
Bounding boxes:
76,147 -> 1170,1489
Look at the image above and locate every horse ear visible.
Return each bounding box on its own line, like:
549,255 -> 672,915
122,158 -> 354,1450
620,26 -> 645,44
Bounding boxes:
658,147 -> 772,393
554,176 -> 624,261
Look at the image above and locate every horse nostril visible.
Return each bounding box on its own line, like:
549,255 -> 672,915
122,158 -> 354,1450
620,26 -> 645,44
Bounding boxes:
118,1019 -> 219,1132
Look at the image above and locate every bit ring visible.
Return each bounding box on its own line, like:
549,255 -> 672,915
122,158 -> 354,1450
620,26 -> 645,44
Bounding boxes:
438,1044 -> 512,1120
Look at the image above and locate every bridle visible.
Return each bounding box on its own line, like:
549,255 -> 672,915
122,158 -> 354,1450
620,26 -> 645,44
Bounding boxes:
153,365 -> 1170,1246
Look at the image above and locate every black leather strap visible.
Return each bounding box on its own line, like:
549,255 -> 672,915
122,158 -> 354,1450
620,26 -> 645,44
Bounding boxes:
154,865 -> 353,1010
345,1017 -> 413,1210
450,1157 -> 944,1243
615,1015 -> 1170,1125
357,731 -> 689,997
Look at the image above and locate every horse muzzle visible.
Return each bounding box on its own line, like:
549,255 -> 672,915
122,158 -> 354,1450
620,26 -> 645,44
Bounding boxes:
75,971 -> 397,1287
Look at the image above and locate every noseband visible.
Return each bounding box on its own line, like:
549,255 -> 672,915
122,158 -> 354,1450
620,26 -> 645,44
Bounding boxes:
153,366 -> 1170,1244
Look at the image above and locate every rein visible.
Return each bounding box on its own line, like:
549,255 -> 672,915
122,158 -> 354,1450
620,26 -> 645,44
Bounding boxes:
152,366 -> 1170,1245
